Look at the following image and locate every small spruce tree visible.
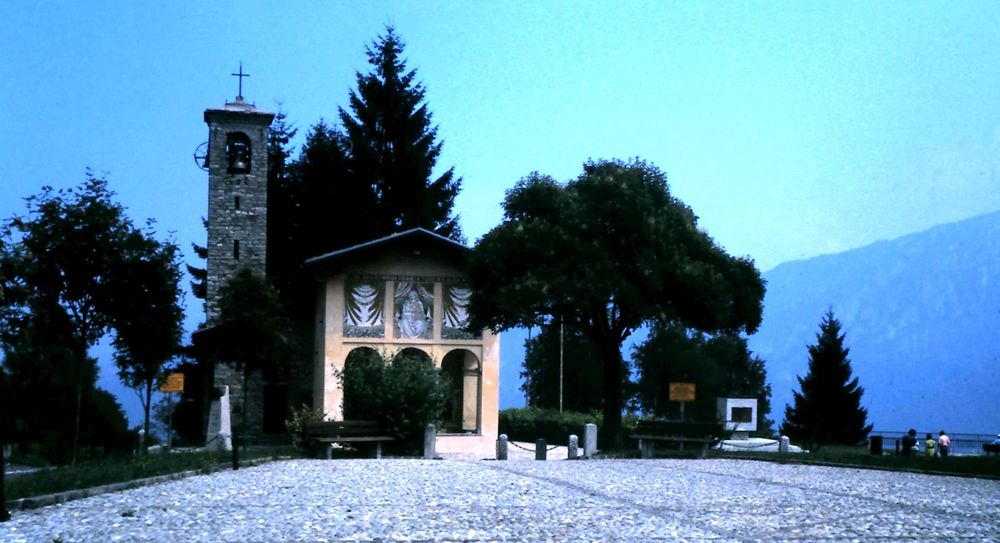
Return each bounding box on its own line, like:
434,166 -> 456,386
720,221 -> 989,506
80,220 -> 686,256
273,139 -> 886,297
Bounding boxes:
780,310 -> 872,446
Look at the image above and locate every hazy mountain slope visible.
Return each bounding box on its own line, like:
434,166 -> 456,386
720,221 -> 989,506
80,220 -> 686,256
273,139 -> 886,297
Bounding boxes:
749,211 -> 1000,434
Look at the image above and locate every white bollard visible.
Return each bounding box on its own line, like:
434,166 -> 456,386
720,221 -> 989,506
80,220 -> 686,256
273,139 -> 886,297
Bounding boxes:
424,424 -> 437,459
583,423 -> 598,458
497,434 -> 509,460
568,434 -> 579,459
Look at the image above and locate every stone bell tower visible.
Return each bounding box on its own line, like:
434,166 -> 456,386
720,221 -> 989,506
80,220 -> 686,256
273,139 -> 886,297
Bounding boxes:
203,70 -> 274,322
199,68 -> 275,444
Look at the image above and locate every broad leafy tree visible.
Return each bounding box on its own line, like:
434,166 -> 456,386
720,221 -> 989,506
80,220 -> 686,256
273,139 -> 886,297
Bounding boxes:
633,323 -> 774,436
468,159 -> 765,446
1,176 -> 152,463
208,268 -> 294,438
0,308 -> 96,462
110,226 -> 185,444
2,179 -> 124,460
780,310 -> 872,446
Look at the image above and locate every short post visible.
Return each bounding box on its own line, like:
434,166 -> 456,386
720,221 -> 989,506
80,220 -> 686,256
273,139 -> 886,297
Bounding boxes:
535,439 -> 547,460
423,424 -> 436,459
640,439 -> 653,459
779,436 -> 790,453
0,441 -> 9,522
231,426 -> 239,471
497,434 -> 509,460
167,392 -> 174,450
583,423 -> 598,458
137,428 -> 146,455
568,434 -> 579,459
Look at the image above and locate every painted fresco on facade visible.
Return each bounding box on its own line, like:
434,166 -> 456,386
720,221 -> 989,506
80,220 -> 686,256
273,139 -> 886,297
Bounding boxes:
344,278 -> 385,338
394,281 -> 434,339
443,284 -> 480,340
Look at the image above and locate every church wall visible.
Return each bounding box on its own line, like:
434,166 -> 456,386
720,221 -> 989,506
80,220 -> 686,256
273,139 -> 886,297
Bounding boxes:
314,245 -> 500,457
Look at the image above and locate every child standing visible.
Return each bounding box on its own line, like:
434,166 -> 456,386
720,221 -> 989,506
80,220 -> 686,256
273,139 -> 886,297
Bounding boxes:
925,433 -> 936,457
938,431 -> 951,457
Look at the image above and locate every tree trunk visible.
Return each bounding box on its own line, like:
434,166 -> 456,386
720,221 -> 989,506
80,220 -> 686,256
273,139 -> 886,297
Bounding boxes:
143,378 -> 153,451
600,343 -> 624,450
71,380 -> 81,466
242,370 -> 249,447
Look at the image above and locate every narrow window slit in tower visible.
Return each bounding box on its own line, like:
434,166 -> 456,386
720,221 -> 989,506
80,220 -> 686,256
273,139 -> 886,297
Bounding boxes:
235,196 -> 241,210
234,239 -> 240,260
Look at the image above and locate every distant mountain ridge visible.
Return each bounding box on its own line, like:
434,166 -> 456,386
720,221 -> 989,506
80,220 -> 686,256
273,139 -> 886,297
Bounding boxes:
749,211 -> 1000,435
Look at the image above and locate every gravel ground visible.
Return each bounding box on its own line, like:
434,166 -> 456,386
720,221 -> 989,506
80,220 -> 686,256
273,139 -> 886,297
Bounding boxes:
2,458 -> 998,542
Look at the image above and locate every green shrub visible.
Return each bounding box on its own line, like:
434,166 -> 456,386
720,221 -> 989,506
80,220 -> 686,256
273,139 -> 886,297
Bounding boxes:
338,349 -> 448,454
499,407 -> 601,444
284,404 -> 326,446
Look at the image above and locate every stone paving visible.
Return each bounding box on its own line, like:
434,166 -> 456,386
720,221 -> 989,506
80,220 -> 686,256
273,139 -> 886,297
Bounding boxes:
2,458 -> 998,542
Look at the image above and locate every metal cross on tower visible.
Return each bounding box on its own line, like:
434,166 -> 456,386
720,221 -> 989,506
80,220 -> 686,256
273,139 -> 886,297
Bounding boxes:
231,62 -> 250,97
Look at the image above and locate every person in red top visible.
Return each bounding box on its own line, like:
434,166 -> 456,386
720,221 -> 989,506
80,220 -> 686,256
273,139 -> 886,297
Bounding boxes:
938,430 -> 951,457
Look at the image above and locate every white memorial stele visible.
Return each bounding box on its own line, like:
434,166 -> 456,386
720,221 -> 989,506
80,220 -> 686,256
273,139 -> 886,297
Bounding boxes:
205,385 -> 233,451
715,397 -> 806,453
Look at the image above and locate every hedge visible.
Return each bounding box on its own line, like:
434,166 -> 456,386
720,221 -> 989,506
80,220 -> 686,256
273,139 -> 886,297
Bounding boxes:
498,407 -> 601,444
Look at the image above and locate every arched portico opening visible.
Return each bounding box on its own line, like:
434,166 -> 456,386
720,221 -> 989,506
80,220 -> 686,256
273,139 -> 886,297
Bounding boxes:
342,347 -> 381,419
440,349 -> 481,433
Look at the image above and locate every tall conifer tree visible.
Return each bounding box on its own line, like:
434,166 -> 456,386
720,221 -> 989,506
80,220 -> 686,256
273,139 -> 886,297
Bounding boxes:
339,26 -> 463,242
781,310 -> 872,445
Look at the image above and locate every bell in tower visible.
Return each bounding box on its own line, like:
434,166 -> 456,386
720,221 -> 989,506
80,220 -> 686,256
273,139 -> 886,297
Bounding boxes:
226,132 -> 252,173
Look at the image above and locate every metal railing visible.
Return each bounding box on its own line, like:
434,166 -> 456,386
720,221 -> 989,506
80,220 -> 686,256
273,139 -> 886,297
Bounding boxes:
869,431 -> 997,456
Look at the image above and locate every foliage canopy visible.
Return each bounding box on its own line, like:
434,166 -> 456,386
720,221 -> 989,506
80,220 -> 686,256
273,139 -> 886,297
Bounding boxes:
468,158 -> 766,446
632,323 -> 774,436
0,175 -> 178,462
521,323 -> 619,413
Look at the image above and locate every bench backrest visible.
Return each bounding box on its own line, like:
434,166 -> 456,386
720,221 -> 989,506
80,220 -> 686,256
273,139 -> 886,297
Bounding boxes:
305,420 -> 386,438
634,420 -> 723,439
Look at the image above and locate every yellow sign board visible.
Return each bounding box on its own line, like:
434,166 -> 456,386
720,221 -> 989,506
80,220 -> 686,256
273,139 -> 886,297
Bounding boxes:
159,372 -> 184,393
669,382 -> 695,402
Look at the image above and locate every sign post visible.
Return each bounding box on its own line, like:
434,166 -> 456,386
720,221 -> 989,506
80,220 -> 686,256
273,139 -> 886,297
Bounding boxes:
669,382 -> 696,451
669,382 -> 696,422
159,373 -> 185,450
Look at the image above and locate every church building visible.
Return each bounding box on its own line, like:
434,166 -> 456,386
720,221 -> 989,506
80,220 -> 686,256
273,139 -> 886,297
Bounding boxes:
192,83 -> 499,457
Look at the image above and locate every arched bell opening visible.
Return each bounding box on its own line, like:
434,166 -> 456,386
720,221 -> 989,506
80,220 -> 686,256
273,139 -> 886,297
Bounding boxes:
226,132 -> 252,173
440,349 -> 481,434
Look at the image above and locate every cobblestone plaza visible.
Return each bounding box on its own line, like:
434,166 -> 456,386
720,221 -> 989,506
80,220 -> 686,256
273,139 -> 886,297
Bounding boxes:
2,458 -> 997,542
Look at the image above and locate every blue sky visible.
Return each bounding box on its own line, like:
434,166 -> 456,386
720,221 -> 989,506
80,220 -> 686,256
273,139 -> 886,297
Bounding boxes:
3,2 -> 1000,425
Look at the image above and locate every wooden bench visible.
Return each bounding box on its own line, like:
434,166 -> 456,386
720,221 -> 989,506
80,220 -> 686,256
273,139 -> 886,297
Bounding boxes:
629,420 -> 721,459
304,420 -> 396,459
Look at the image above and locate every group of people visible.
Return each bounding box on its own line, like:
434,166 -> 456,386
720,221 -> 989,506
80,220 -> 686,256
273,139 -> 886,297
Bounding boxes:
900,429 -> 951,456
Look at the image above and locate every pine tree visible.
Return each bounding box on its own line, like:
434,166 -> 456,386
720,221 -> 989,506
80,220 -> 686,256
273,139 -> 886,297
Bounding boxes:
780,310 -> 872,446
338,26 -> 463,242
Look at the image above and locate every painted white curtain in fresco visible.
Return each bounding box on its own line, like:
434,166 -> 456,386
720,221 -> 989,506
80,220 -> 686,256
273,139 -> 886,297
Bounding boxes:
443,285 -> 479,340
344,280 -> 384,338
